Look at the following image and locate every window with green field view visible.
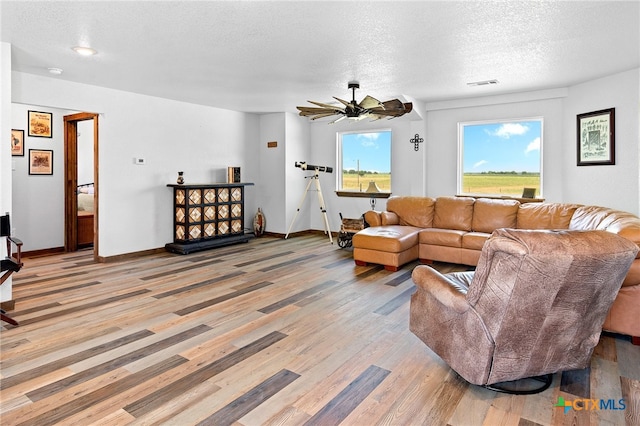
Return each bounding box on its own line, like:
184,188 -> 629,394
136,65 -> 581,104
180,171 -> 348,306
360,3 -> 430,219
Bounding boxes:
338,130 -> 391,192
459,119 -> 542,197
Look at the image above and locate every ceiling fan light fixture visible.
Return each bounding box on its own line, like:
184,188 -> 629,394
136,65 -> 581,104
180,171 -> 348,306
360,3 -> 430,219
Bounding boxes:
72,46 -> 97,56
467,79 -> 499,87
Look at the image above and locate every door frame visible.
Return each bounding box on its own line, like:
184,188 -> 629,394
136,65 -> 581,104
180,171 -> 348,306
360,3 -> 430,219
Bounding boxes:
64,112 -> 99,259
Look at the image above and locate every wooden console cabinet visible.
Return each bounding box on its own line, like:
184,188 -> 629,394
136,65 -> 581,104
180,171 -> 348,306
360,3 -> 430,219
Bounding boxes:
165,183 -> 254,254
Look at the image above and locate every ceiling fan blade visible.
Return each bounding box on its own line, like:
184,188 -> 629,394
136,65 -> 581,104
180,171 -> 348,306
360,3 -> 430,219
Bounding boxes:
381,99 -> 405,110
368,107 -> 399,115
310,112 -> 344,120
297,105 -> 345,120
368,109 -> 402,116
297,106 -> 341,115
332,97 -> 352,107
358,95 -> 383,110
368,100 -> 414,118
306,100 -> 345,111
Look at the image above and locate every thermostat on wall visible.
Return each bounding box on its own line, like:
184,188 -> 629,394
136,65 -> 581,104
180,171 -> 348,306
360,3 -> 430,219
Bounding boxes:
134,157 -> 146,165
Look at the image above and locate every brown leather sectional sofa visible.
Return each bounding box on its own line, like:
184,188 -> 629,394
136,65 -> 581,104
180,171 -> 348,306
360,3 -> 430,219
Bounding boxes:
352,196 -> 640,342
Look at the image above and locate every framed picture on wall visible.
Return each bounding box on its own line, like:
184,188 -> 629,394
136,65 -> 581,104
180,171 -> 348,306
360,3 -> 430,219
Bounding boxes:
577,108 -> 615,166
28,110 -> 53,138
11,129 -> 24,156
29,149 -> 53,175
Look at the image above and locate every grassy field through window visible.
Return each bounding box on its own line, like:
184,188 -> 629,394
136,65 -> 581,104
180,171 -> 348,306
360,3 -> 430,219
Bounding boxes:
342,172 -> 390,192
462,173 -> 540,196
459,119 -> 542,197
341,172 -> 539,196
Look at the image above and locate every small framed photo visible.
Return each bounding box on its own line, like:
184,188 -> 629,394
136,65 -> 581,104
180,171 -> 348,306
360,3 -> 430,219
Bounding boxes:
29,149 -> 53,175
11,129 -> 24,156
521,187 -> 536,199
28,110 -> 53,138
577,108 -> 615,166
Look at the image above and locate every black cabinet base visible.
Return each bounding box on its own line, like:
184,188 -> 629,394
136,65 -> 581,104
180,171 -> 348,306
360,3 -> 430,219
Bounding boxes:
165,234 -> 253,255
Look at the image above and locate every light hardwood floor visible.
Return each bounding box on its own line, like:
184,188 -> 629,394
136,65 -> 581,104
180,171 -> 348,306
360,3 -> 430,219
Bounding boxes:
1,234 -> 639,426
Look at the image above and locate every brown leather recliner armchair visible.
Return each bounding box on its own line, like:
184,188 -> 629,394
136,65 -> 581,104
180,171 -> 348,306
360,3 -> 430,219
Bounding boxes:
409,228 -> 638,393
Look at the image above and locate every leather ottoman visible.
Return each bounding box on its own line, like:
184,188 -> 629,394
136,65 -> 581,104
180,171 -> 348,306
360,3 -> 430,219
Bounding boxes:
352,225 -> 422,271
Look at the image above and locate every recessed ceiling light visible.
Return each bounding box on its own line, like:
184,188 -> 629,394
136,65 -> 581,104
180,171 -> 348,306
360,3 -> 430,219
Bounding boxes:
72,46 -> 97,56
467,79 -> 499,87
47,67 -> 63,75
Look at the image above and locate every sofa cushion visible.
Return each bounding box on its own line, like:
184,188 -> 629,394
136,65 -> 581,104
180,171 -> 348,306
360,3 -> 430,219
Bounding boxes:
462,232 -> 491,251
352,225 -> 421,253
433,197 -> 475,231
472,198 -> 519,233
387,196 -> 436,228
516,203 -> 581,230
419,228 -> 466,248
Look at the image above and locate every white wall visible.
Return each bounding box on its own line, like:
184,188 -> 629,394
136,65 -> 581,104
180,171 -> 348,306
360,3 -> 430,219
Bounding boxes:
258,113 -> 288,233
425,93 -> 566,202
1,42 -> 13,302
300,69 -> 639,234
11,71 -> 260,257
422,70 -> 639,214
255,112 -> 312,236
11,103 -> 75,251
308,115 -> 425,232
284,113 -> 311,235
563,69 -> 639,214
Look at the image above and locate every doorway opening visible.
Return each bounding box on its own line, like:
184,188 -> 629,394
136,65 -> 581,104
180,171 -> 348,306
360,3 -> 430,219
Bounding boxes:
64,113 -> 99,259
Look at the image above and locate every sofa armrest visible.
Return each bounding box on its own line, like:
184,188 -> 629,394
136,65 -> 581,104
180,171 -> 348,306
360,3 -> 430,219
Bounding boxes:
364,210 -> 382,227
363,210 -> 401,227
411,265 -> 470,313
381,211 -> 400,225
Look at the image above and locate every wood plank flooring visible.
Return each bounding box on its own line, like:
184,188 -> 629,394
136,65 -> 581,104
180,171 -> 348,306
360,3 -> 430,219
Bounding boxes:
1,234 -> 639,425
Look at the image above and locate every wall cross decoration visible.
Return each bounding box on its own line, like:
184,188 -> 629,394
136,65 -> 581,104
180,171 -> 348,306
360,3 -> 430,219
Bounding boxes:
410,134 -> 423,151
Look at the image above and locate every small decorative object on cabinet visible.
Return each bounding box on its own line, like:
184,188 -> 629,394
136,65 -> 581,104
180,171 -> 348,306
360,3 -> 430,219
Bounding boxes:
253,208 -> 266,236
176,171 -> 184,184
165,182 -> 254,254
227,167 -> 241,183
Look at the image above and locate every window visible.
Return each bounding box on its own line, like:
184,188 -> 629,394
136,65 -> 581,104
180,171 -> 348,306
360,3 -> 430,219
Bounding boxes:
338,130 -> 391,193
458,118 -> 542,197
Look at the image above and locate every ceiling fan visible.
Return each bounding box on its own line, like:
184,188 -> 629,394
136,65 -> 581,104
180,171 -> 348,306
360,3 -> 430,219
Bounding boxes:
297,82 -> 413,124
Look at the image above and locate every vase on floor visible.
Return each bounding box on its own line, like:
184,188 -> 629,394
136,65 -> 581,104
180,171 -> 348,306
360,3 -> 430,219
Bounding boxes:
253,208 -> 266,237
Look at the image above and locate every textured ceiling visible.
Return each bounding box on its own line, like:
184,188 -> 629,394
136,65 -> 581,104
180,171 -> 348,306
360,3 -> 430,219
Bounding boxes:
1,1 -> 638,115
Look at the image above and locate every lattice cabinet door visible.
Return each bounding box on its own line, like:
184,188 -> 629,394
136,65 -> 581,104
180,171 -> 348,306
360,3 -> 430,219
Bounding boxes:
202,188 -> 217,239
174,188 -> 187,241
230,186 -> 244,234
187,188 -> 203,240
